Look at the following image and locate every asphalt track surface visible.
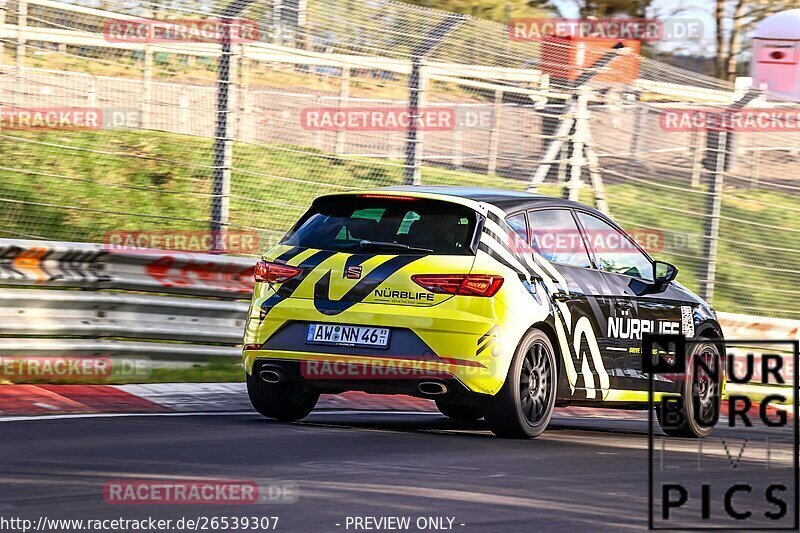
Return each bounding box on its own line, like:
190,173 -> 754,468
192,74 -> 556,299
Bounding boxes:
1,409 -> 797,532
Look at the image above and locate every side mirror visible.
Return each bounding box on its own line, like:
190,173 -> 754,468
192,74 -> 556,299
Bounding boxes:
653,260 -> 678,287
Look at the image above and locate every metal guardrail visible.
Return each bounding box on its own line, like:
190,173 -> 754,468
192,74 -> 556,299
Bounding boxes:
1,238 -> 797,375
0,239 -> 254,362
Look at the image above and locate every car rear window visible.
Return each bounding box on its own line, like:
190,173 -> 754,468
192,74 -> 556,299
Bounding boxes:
281,195 -> 478,255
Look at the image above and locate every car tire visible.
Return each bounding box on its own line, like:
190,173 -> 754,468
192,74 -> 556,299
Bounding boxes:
656,339 -> 721,438
246,371 -> 319,421
483,329 -> 557,439
434,399 -> 483,421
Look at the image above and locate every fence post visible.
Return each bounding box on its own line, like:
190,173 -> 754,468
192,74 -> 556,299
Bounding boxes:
403,59 -> 424,185
689,129 -> 702,188
564,87 -> 589,202
141,12 -> 153,130
179,86 -> 189,135
312,95 -> 323,150
453,112 -> 463,168
487,89 -> 502,176
0,0 -> 5,66
699,130 -> 725,303
16,0 -> 26,71
237,45 -> 248,142
403,14 -> 464,185
87,77 -> 96,107
211,0 -> 256,254
334,65 -> 349,155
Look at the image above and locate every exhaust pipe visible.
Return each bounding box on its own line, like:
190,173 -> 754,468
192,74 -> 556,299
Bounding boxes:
418,381 -> 447,396
259,369 -> 282,384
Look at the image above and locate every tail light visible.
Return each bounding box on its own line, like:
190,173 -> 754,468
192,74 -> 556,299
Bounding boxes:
411,274 -> 504,297
254,261 -> 303,284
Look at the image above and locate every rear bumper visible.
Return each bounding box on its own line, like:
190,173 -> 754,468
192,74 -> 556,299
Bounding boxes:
243,347 -> 503,396
249,359 -> 482,402
243,297 -> 510,395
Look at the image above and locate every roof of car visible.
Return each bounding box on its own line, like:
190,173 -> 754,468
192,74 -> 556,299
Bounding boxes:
376,186 -> 602,214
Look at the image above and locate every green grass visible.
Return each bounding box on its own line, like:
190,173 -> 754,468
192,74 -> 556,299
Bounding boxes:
1,128 -> 796,320
1,129 -> 797,383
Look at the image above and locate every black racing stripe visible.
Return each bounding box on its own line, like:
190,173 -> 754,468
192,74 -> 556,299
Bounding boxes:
477,242 -> 527,279
477,325 -> 498,345
482,213 -> 560,282
274,246 -> 305,263
480,224 -> 536,278
313,254 -> 423,316
344,253 -> 375,272
260,249 -> 337,319
486,210 -> 504,227
476,340 -> 491,357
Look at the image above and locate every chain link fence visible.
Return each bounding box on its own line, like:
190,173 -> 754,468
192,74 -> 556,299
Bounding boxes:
0,0 -> 799,320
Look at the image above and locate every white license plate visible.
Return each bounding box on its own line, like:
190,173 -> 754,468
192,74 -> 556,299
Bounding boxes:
306,324 -> 390,348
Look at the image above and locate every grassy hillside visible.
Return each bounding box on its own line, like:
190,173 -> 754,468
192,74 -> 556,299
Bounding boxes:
0,129 -> 796,321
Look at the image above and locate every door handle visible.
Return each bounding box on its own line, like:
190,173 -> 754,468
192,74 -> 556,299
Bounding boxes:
553,291 -> 572,302
615,300 -> 633,310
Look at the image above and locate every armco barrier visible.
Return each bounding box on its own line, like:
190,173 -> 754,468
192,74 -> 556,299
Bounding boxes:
0,239 -> 797,371
717,312 -> 798,389
0,239 -> 254,362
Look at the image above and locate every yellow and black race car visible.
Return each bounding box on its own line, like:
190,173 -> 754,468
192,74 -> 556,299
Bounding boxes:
243,187 -> 724,438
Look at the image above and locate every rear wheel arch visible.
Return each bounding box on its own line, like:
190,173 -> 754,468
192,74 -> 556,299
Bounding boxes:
531,320 -> 562,377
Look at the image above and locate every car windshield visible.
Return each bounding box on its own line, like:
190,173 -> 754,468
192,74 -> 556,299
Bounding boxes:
281,195 -> 478,255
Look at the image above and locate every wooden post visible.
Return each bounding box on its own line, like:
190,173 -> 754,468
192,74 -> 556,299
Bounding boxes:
453,124 -> 463,168
334,65 -> 350,155
0,0 -> 6,66
565,87 -> 589,202
141,50 -> 153,129
312,95 -> 323,150
179,86 -> 189,135
87,77 -> 97,107
16,0 -> 26,71
237,45 -> 250,142
487,89 -> 503,176
690,129 -> 702,188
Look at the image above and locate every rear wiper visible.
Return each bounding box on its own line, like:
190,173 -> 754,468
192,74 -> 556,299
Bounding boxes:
359,240 -> 433,254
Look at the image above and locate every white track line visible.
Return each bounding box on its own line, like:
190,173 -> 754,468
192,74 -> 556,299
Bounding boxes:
0,410 -> 442,423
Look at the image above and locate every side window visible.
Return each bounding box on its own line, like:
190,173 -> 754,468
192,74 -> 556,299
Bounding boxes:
576,212 -> 654,280
527,209 -> 592,268
506,213 -> 528,242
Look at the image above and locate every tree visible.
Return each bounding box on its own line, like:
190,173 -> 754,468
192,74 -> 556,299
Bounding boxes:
715,0 -> 800,80
400,0 -> 554,23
